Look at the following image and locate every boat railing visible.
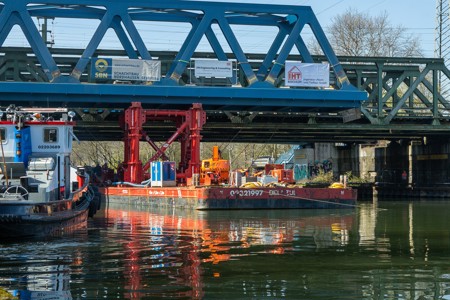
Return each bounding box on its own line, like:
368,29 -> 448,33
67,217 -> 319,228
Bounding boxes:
70,172 -> 91,203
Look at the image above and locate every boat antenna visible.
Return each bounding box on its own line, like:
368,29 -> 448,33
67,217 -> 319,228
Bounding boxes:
0,110 -> 9,186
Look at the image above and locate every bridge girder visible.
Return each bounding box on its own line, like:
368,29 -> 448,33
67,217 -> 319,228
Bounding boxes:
0,0 -> 365,113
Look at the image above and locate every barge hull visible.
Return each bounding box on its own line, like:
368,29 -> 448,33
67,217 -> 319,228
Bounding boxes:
101,186 -> 357,210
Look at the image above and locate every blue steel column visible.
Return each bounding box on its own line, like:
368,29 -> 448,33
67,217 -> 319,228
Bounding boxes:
294,36 -> 314,63
121,14 -> 151,60
216,16 -> 258,86
205,27 -> 228,61
164,15 -> 213,85
72,5 -> 152,80
257,22 -> 314,83
307,12 -> 352,89
164,22 -> 198,80
0,12 -> 19,49
71,10 -> 115,81
0,2 -> 60,81
205,26 -> 237,85
164,19 -> 233,84
256,28 -> 287,82
265,16 -> 306,86
111,16 -> 139,59
281,14 -> 313,62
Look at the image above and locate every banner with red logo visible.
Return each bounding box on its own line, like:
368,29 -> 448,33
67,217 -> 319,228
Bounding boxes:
285,62 -> 329,87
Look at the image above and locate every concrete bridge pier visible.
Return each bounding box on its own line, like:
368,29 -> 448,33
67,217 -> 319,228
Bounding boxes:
355,137 -> 450,199
411,137 -> 450,187
374,140 -> 410,186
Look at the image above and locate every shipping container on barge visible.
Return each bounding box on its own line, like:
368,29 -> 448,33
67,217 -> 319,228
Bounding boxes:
99,103 -> 357,210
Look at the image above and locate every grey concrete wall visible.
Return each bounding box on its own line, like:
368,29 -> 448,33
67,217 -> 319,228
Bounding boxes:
359,145 -> 376,182
314,143 -> 360,178
411,137 -> 450,186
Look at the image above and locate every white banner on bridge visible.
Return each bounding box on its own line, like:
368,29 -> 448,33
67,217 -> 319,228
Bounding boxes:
285,62 -> 330,87
111,59 -> 161,81
194,60 -> 233,78
92,58 -> 161,81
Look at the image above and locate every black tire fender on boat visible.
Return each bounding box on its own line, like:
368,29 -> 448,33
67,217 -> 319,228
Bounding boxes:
88,188 -> 96,218
88,197 -> 98,218
96,194 -> 101,210
90,185 -> 102,210
88,186 -> 102,218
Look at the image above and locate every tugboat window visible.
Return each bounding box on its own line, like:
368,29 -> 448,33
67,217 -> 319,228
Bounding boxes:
44,128 -> 58,143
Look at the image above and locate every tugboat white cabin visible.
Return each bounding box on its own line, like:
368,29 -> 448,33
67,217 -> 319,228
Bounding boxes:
0,106 -> 97,239
0,107 -> 75,201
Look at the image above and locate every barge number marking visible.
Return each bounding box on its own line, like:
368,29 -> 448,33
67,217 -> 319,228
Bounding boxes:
148,190 -> 165,196
230,190 -> 263,197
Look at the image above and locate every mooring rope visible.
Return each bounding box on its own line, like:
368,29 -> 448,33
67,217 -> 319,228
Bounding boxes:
257,188 -> 360,209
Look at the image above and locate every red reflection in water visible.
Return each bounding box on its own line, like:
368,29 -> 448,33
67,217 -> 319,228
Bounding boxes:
105,208 -> 354,299
106,208 -> 206,299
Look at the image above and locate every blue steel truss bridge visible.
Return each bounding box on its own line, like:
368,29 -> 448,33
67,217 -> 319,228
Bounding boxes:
0,0 -> 449,144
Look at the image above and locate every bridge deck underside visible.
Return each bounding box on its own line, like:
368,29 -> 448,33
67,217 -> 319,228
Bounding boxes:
74,115 -> 450,144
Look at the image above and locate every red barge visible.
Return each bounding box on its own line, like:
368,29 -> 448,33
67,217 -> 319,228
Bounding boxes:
102,186 -> 357,210
99,102 -> 357,210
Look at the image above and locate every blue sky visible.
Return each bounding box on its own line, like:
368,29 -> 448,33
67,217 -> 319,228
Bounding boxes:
5,0 -> 436,58
311,0 -> 435,57
210,0 -> 435,57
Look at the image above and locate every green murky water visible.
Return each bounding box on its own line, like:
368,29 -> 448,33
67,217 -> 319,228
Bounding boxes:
1,200 -> 450,299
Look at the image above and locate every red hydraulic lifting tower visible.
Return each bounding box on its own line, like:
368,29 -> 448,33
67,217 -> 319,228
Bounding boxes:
120,102 -> 206,184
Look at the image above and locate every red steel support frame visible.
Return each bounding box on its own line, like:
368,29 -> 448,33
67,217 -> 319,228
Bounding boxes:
142,132 -> 169,161
121,102 -> 206,184
122,102 -> 146,183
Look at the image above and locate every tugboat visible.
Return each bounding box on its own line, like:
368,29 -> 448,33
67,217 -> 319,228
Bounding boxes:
0,105 -> 99,239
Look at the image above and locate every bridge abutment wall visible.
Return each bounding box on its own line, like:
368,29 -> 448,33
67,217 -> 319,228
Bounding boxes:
411,137 -> 450,187
311,143 -> 360,179
356,138 -> 450,188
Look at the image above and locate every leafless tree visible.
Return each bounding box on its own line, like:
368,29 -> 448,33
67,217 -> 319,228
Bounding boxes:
311,9 -> 423,57
72,140 -> 293,171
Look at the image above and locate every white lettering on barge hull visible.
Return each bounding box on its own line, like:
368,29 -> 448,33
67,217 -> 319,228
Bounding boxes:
230,190 -> 264,197
269,190 -> 297,196
148,191 -> 165,196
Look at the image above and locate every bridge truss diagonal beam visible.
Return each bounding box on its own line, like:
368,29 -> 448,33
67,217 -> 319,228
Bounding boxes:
345,57 -> 450,125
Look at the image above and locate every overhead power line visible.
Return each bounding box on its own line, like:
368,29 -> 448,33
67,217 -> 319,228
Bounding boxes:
435,0 -> 450,99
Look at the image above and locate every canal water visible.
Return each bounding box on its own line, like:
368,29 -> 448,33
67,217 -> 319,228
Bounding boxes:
1,200 -> 450,299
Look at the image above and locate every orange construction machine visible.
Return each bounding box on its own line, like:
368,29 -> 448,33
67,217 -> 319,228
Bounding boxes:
200,146 -> 230,185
